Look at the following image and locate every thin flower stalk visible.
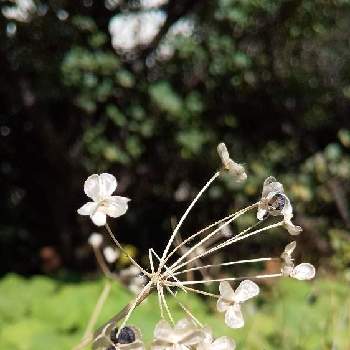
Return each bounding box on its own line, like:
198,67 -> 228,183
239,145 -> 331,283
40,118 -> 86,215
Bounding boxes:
181,286 -> 220,299
164,209 -> 245,265
93,245 -> 118,280
167,203 -> 259,273
150,248 -> 188,294
173,257 -> 278,277
83,281 -> 112,339
160,171 -> 220,266
116,281 -> 153,338
159,285 -> 175,325
156,283 -> 165,319
165,286 -> 203,328
167,273 -> 283,286
105,223 -> 149,276
169,217 -> 281,275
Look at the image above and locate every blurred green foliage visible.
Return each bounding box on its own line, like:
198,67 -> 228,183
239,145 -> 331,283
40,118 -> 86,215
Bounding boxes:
0,274 -> 348,350
0,0 -> 349,275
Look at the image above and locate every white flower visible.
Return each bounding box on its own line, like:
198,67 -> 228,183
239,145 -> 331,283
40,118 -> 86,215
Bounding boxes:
88,232 -> 103,248
217,280 -> 259,329
289,263 -> 316,280
217,143 -> 247,182
151,319 -> 205,350
197,327 -> 235,350
103,246 -> 120,263
77,173 -> 130,226
280,242 -> 316,280
257,177 -> 302,235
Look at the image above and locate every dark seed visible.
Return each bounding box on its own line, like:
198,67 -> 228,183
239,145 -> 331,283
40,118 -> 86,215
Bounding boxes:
110,327 -> 119,344
106,346 -> 115,350
117,326 -> 136,344
268,193 -> 285,211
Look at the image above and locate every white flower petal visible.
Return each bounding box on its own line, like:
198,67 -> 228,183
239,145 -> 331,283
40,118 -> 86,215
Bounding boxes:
174,345 -> 190,350
281,196 -> 293,218
217,298 -> 230,312
99,173 -> 117,198
234,280 -> 260,303
77,202 -> 97,215
88,233 -> 103,247
103,246 -> 119,263
262,177 -> 283,198
290,263 -> 316,280
283,241 -> 297,256
219,281 -> 235,301
91,210 -> 107,226
281,264 -> 294,277
201,327 -> 213,344
84,174 -> 100,201
212,337 -> 236,350
151,341 -> 172,350
257,207 -> 267,220
217,143 -> 230,165
154,320 -> 173,342
104,196 -> 130,218
225,304 -> 244,329
285,218 -> 302,236
175,318 -> 195,331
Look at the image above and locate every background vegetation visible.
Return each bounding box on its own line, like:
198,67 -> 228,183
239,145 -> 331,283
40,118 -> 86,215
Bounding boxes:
1,0 -> 350,349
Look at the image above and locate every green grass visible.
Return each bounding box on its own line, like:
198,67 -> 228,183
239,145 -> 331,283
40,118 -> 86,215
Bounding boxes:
0,274 -> 348,349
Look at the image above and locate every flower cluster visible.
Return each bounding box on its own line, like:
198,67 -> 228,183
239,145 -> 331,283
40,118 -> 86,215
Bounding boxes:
75,142 -> 316,350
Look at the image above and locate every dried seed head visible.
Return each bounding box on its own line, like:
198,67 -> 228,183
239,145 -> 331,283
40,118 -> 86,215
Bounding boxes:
257,177 -> 302,235
217,143 -> 247,182
267,193 -> 286,211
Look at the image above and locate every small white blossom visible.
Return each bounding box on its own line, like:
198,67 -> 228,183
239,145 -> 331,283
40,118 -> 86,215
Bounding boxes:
88,232 -> 103,248
217,143 -> 247,182
290,263 -> 316,280
217,280 -> 259,329
197,327 -> 235,350
103,246 -> 120,263
151,319 -> 205,350
77,173 -> 130,226
257,177 -> 302,235
280,242 -> 316,280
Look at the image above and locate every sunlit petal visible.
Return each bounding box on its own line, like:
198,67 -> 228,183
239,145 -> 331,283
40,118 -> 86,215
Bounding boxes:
91,210 -> 107,226
234,280 -> 259,303
211,336 -> 236,350
225,304 -> 244,329
99,173 -> 117,198
77,201 -> 97,215
219,281 -> 235,301
217,298 -> 230,313
84,174 -> 100,201
290,263 -> 316,280
104,196 -> 130,218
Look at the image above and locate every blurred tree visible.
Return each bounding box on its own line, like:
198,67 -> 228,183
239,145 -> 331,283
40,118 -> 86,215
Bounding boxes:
0,0 -> 349,275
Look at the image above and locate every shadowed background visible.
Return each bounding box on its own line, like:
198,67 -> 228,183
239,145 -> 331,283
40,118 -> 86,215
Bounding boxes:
0,0 -> 350,349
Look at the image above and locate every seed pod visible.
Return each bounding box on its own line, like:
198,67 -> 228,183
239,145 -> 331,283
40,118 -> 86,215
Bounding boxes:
117,326 -> 136,344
